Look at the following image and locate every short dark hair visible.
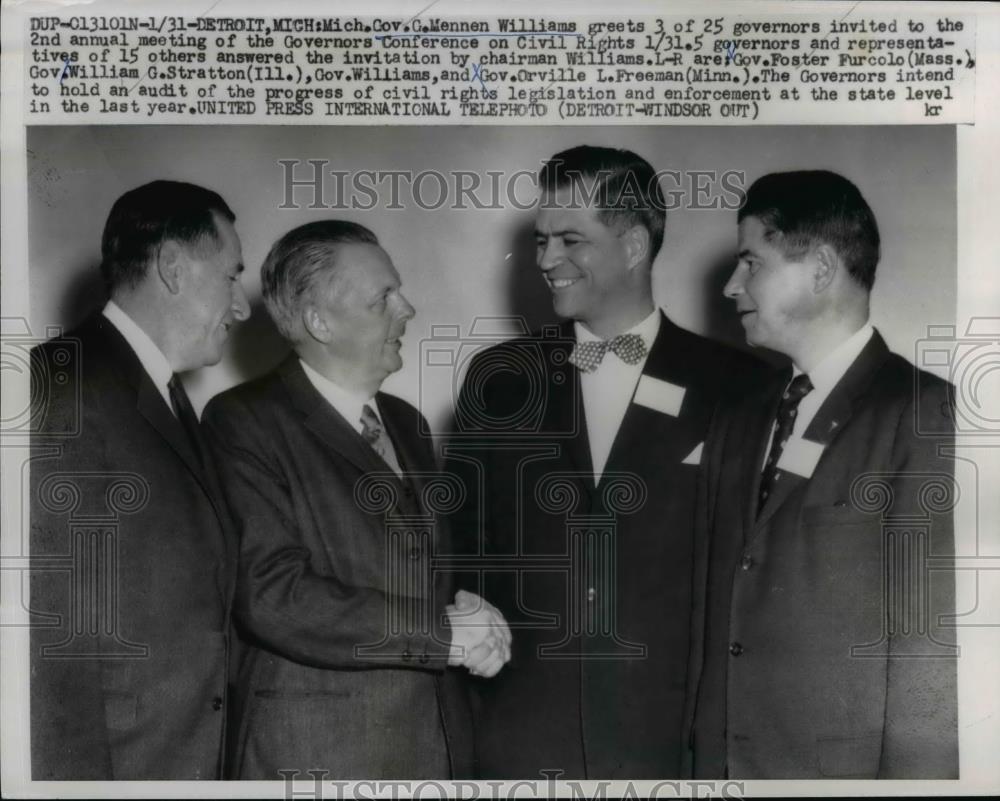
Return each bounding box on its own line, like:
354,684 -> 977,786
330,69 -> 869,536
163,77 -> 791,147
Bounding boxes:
538,145 -> 666,263
738,170 -> 881,290
261,219 -> 379,342
100,180 -> 235,292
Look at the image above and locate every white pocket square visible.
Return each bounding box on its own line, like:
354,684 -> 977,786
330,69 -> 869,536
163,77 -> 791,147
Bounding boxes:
682,442 -> 704,465
633,375 -> 686,417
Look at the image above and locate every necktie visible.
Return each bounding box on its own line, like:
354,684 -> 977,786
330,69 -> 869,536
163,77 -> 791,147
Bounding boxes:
360,403 -> 402,475
568,333 -> 648,374
168,373 -> 207,467
758,374 -> 813,513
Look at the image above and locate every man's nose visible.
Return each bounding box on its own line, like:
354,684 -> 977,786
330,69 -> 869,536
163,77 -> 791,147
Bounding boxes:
232,281 -> 251,321
723,263 -> 746,300
537,240 -> 563,272
396,292 -> 416,321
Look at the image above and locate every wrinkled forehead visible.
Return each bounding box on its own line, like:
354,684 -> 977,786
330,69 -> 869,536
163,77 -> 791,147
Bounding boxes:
536,183 -> 609,233
539,174 -> 605,212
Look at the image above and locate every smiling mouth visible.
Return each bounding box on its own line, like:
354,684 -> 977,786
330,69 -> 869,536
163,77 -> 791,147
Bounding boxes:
548,277 -> 580,290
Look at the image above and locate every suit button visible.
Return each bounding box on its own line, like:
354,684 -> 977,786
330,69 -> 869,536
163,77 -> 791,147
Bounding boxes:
409,547 -> 421,561
419,652 -> 429,665
586,587 -> 596,602
740,554 -> 753,571
729,642 -> 743,656
402,649 -> 412,662
212,696 -> 223,711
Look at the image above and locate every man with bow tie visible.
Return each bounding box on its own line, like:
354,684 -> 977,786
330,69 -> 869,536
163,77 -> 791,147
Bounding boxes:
684,171 -> 958,778
202,220 -> 510,779
445,145 -> 763,779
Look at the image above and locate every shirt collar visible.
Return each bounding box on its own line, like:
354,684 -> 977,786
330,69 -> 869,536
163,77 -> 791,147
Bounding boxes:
102,300 -> 174,405
574,307 -> 661,347
794,322 -> 875,395
299,358 -> 377,435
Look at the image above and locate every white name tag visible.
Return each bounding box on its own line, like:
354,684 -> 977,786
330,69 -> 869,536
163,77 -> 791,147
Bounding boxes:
633,375 -> 686,417
776,436 -> 825,478
682,442 -> 704,465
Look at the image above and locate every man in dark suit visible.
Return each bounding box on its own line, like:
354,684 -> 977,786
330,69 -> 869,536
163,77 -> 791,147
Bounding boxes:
445,145 -> 763,779
685,171 -> 958,778
202,220 -> 511,780
30,180 -> 250,778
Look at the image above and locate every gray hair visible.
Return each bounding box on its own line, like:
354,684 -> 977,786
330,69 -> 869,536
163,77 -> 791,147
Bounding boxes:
260,220 -> 378,341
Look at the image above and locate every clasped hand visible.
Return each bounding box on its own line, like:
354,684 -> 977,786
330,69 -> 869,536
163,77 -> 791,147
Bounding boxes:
446,589 -> 511,678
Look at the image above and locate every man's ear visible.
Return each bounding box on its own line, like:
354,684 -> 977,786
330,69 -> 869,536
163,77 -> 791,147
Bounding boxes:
302,304 -> 333,344
812,243 -> 840,293
156,241 -> 185,295
623,224 -> 651,271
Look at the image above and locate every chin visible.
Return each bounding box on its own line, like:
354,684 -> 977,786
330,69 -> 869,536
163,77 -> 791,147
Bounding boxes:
551,296 -> 580,321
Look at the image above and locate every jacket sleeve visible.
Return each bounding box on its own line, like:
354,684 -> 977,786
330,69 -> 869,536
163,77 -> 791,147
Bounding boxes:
203,394 -> 453,671
29,344 -> 113,778
878,374 -> 958,778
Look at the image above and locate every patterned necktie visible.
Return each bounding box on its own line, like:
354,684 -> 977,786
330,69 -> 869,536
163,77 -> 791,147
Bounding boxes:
168,373 -> 206,467
360,403 -> 402,474
568,333 -> 648,374
758,374 -> 813,513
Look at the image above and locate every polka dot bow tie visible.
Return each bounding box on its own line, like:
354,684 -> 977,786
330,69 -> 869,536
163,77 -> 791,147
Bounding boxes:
568,334 -> 648,374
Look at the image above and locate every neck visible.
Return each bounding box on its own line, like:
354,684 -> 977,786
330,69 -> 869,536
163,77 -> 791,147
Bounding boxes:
112,288 -> 184,372
580,293 -> 655,340
791,310 -> 868,374
297,344 -> 381,398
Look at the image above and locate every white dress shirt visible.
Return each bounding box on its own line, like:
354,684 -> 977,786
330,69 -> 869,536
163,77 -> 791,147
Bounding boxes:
576,309 -> 660,482
102,300 -> 175,414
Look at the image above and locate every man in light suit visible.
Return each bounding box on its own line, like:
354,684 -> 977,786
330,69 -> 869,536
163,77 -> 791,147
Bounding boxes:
445,145 -> 763,778
685,170 -> 958,778
30,180 -> 250,778
202,220 -> 510,779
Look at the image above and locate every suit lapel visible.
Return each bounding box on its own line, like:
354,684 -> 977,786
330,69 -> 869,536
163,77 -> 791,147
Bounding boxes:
753,331 -> 892,530
89,315 -> 207,479
546,328 -> 595,494
803,331 -> 891,445
280,357 -> 390,477
601,312 -> 704,484
378,393 -> 430,504
85,315 -> 233,563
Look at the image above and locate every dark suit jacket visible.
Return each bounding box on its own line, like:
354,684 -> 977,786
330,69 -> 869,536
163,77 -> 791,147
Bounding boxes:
685,330 -> 958,779
445,312 -> 764,779
202,356 -> 473,779
29,314 -> 234,779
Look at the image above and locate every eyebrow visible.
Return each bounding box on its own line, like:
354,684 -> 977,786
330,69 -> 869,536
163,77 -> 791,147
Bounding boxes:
369,281 -> 397,300
535,227 -> 582,238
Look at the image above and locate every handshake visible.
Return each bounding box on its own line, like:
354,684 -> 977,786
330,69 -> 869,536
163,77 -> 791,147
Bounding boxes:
446,590 -> 512,678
